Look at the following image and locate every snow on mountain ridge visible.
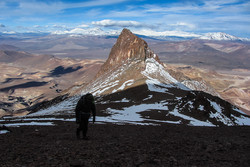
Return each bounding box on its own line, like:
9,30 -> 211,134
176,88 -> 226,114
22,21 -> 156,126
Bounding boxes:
51,27 -> 120,36
181,80 -> 219,97
142,58 -> 190,91
50,28 -> 250,41
2,27 -> 249,41
200,32 -> 250,41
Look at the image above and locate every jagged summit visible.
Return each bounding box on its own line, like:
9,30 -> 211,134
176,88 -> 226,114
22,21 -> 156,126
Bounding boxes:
86,28 -> 188,96
97,28 -> 160,77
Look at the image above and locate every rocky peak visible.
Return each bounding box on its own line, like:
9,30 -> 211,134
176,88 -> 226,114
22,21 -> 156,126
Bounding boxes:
97,28 -> 160,76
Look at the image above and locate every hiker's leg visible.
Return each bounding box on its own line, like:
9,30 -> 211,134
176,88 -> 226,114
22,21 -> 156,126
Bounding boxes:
82,115 -> 90,137
77,121 -> 84,139
76,124 -> 81,139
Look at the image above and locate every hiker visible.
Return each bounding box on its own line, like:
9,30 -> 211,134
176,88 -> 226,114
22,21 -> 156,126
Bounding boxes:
75,93 -> 96,140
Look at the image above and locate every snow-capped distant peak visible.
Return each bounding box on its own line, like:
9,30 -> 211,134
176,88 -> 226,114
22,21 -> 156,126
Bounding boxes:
51,27 -> 120,36
200,32 -> 249,41
50,27 -> 250,41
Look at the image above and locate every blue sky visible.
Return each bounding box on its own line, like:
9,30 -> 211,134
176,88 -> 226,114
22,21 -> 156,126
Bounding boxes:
0,0 -> 249,37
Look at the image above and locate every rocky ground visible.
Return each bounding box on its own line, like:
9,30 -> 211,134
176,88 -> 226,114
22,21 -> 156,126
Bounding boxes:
1,122 -> 250,167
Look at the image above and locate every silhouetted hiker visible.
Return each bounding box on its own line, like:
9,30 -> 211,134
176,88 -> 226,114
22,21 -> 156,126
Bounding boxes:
75,93 -> 96,140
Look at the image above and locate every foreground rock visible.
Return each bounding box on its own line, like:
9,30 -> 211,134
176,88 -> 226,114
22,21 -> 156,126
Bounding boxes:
0,123 -> 250,166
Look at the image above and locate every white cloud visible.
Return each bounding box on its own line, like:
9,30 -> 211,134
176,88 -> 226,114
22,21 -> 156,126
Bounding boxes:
77,24 -> 89,28
92,19 -> 144,28
170,22 -> 196,29
33,25 -> 42,28
52,24 -> 69,29
2,31 -> 16,34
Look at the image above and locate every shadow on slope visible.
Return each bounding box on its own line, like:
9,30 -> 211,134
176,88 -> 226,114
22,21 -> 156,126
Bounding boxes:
0,81 -> 48,93
49,66 -> 83,77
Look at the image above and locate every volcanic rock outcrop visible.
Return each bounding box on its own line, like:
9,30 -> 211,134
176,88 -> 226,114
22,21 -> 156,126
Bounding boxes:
97,28 -> 160,77
83,28 -> 216,97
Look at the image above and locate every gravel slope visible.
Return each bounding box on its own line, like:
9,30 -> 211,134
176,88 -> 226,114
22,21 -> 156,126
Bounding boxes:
1,122 -> 250,167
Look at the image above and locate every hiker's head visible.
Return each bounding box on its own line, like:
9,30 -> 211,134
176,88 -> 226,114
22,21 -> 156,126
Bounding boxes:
85,93 -> 94,103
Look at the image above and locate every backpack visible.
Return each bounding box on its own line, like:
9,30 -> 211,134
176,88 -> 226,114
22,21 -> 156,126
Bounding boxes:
75,93 -> 95,123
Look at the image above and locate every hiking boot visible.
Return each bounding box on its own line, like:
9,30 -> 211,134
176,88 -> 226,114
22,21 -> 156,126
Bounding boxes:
82,136 -> 89,140
76,129 -> 81,140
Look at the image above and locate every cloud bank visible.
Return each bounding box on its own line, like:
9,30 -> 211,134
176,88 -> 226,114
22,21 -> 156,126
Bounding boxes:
92,20 -> 143,28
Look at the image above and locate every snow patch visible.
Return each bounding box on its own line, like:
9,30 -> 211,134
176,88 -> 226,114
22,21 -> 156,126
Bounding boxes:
143,95 -> 153,101
101,102 -> 169,124
4,122 -> 55,127
5,117 -> 67,122
111,98 -> 130,103
95,80 -> 119,95
232,115 -> 250,126
145,78 -> 171,93
0,130 -> 9,134
142,58 -> 189,92
208,100 -> 234,126
198,105 -> 205,111
176,97 -> 182,100
170,107 -> 215,126
29,97 -> 77,116
142,58 -> 178,83
112,79 -> 134,93
233,107 -> 247,115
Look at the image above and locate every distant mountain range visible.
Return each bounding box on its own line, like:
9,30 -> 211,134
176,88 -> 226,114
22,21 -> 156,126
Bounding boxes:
1,28 -> 249,41
200,32 -> 250,41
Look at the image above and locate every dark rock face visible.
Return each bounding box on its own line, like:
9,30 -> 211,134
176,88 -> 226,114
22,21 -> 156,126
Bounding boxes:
97,28 -> 160,77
